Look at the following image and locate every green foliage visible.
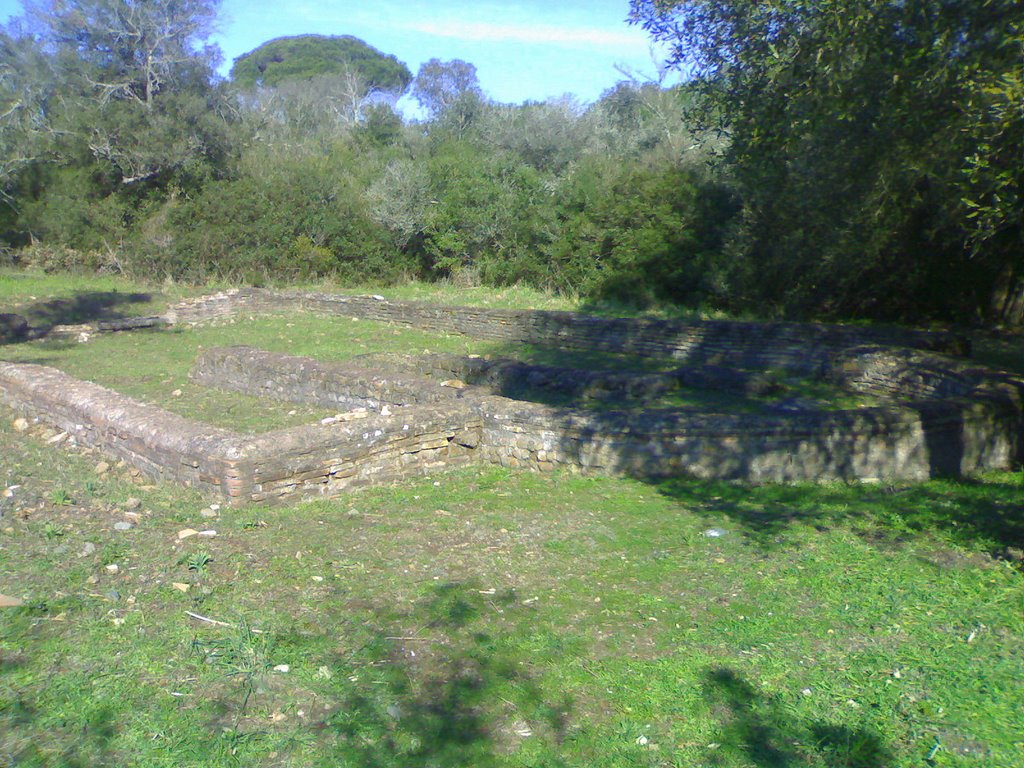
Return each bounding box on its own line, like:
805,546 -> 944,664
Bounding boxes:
550,157 -> 740,306
184,550 -> 211,573
352,103 -> 404,147
411,58 -> 483,118
16,166 -> 129,252
7,0 -> 1021,327
165,146 -> 408,283
478,97 -> 593,174
230,34 -> 412,94
630,0 -> 1024,322
28,0 -> 226,181
416,144 -> 553,284
411,58 -> 486,138
1,0 -> 230,257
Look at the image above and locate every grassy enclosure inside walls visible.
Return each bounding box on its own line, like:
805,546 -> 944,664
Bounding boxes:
0,270 -> 1022,767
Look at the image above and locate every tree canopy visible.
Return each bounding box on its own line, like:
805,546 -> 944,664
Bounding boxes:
630,0 -> 1024,323
0,0 -> 1021,326
230,34 -> 412,95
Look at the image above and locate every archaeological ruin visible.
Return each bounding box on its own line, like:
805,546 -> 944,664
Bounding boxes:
2,289 -> 1022,506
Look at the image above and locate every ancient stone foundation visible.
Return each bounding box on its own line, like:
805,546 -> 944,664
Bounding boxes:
2,289 -> 1022,505
165,288 -> 968,371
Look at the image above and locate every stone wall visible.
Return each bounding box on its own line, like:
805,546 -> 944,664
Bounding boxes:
190,346 -> 467,411
0,362 -> 485,505
476,396 -> 1021,483
2,289 -> 1021,505
232,406 -> 482,503
194,346 -> 687,407
166,289 -> 969,373
0,361 -> 241,494
188,345 -> 1024,487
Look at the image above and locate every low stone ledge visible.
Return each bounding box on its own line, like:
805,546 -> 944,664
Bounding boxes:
0,360 -> 491,506
191,346 -> 469,409
234,406 -> 484,502
0,361 -> 241,493
828,346 -> 1024,404
165,288 -> 968,372
477,395 -> 1021,482
192,346 -> 1024,486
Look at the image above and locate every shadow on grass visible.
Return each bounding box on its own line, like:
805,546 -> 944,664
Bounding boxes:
311,582 -> 571,767
1,290 -> 155,344
652,475 -> 1024,559
0,698 -> 119,767
702,667 -> 893,768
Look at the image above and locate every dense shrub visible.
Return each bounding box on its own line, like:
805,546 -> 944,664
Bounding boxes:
5,0 -> 1019,324
164,149 -> 410,283
15,166 -> 129,252
548,158 -> 740,307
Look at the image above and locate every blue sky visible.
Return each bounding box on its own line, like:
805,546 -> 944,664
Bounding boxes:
1,0 -> 674,105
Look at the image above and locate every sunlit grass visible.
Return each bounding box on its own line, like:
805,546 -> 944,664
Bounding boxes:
0,269 -> 1021,767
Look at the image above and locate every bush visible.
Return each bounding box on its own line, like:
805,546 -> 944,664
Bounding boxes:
16,166 -> 129,252
546,158 -> 740,307
166,148 -> 412,283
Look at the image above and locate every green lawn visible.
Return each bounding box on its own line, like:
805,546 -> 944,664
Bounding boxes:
1,269 -> 1022,767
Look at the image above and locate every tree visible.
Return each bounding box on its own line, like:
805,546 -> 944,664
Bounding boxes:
29,0 -> 220,109
230,35 -> 412,97
15,0 -> 227,187
477,97 -> 592,173
0,24 -> 51,203
630,0 -> 1024,323
412,58 -> 484,134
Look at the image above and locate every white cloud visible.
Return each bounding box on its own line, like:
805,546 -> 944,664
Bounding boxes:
405,20 -> 647,50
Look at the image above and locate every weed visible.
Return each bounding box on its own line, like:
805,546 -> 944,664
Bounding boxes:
50,488 -> 72,506
43,521 -> 65,539
192,619 -> 273,730
99,539 -> 128,564
181,550 -> 211,574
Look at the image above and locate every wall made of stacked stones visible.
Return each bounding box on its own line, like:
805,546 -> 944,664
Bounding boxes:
0,360 -> 492,506
475,396 -> 1022,483
1,289 -> 1019,507
0,362 -> 242,495
165,289 -> 967,372
190,346 -> 466,411
231,406 -> 484,504
186,346 -> 1024,485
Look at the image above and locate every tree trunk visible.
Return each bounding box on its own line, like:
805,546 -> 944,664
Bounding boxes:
991,262 -> 1024,327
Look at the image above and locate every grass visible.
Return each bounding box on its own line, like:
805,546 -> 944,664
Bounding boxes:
1,274 -> 489,431
2,272 -> 875,429
1,269 -> 1023,767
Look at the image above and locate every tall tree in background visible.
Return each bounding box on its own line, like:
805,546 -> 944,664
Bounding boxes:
20,0 -> 226,185
230,36 -> 413,139
630,0 -> 1024,323
230,35 -> 412,95
412,58 -> 484,134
